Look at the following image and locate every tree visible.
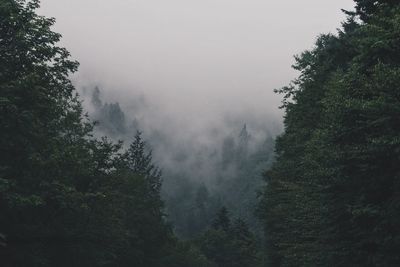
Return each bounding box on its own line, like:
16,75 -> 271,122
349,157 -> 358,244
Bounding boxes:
212,207 -> 231,231
351,0 -> 399,21
258,1 -> 400,265
230,219 -> 259,267
198,208 -> 262,267
237,124 -> 251,158
90,87 -> 129,137
0,0 -> 95,265
125,131 -> 162,194
0,2 -> 204,266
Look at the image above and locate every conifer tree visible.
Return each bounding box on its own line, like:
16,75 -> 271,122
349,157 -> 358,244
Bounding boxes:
258,1 -> 400,265
125,131 -> 162,193
0,2 -> 211,266
212,207 -> 231,231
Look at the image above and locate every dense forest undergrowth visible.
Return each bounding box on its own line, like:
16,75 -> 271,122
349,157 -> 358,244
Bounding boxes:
1,0 -> 400,266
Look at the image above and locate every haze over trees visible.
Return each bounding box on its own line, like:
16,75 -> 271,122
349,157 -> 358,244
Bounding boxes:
86,87 -> 275,239
1,0 -> 400,266
0,1 -> 261,266
0,1 -> 189,266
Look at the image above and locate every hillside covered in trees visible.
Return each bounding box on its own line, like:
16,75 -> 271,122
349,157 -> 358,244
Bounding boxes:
1,0 -> 400,266
0,1 -> 263,266
258,0 -> 400,266
85,86 -> 274,239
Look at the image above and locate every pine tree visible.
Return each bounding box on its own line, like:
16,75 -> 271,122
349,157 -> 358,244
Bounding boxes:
237,124 -> 251,159
91,86 -> 102,108
212,207 -> 231,231
231,218 -> 259,267
199,208 -> 262,267
0,2 -> 199,266
125,131 -> 162,193
352,0 -> 398,21
258,1 -> 400,265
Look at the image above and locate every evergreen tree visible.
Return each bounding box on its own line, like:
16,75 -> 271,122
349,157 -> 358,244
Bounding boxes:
0,2 -> 212,266
125,131 -> 162,194
237,124 -> 251,158
258,1 -> 400,265
212,207 -> 231,231
91,86 -> 102,108
90,87 -> 128,137
230,219 -> 259,267
199,208 -> 262,267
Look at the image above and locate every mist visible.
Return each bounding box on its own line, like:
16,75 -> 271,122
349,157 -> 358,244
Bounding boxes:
39,0 -> 354,130
6,0 -> 400,264
38,0 -> 355,236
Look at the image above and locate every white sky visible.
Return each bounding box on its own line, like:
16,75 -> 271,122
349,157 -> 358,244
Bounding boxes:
39,0 -> 355,135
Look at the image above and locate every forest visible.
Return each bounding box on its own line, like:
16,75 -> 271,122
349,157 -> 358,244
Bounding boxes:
1,0 -> 400,266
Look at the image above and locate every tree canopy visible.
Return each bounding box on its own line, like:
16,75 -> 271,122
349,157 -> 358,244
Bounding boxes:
258,1 -> 400,266
0,1 -> 214,266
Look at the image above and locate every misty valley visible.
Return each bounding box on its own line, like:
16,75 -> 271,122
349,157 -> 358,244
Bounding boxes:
88,86 -> 274,240
1,0 -> 400,267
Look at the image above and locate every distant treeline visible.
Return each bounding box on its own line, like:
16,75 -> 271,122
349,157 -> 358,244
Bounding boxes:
86,86 -> 275,240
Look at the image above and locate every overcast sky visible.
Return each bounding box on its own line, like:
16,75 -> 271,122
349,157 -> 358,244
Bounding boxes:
39,0 -> 355,138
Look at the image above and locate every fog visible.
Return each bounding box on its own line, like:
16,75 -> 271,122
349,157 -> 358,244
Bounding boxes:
38,0 -> 355,186
38,0 -> 355,236
39,0 -> 354,132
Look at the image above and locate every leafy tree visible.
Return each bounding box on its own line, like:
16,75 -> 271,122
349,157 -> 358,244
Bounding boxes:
0,0 -> 96,265
0,1 -> 212,266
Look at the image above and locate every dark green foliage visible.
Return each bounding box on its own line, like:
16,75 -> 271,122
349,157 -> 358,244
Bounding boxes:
0,1 -> 211,266
352,0 -> 399,22
165,126 -> 275,239
220,133 -> 275,237
165,177 -> 223,238
198,208 -> 261,267
212,207 -> 231,231
162,241 -> 218,267
90,86 -> 133,137
124,131 -> 162,193
258,1 -> 400,266
87,84 -> 276,241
